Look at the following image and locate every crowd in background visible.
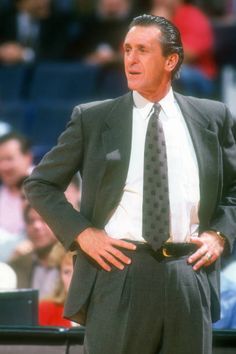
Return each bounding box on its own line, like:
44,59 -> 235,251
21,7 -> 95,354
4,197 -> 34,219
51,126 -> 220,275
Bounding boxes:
0,0 -> 236,329
0,1 -> 235,68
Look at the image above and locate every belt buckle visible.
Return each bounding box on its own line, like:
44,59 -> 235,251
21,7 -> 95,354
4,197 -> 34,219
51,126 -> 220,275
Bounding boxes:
162,247 -> 172,257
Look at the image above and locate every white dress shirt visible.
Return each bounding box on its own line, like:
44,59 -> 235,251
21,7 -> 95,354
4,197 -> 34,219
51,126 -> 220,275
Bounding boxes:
105,88 -> 200,243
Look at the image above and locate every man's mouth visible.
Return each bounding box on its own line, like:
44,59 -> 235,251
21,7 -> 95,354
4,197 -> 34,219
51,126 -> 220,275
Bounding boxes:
129,71 -> 141,75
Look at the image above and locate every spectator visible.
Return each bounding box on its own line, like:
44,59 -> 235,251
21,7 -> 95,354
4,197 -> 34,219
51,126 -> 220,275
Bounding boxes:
5,175 -> 34,261
0,0 -> 69,64
0,132 -> 33,262
71,0 -> 134,64
0,132 -> 32,234
9,171 -> 81,298
10,204 -> 59,299
150,0 -> 217,97
196,0 -> 236,23
0,174 -> 35,264
196,0 -> 225,18
8,173 -> 80,262
39,243 -> 75,327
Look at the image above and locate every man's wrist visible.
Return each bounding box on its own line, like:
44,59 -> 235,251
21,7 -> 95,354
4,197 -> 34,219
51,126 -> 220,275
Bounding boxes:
208,229 -> 228,252
69,228 -> 92,251
215,231 -> 226,243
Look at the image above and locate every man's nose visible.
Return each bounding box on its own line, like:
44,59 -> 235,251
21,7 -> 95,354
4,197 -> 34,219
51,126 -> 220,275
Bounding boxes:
127,50 -> 139,64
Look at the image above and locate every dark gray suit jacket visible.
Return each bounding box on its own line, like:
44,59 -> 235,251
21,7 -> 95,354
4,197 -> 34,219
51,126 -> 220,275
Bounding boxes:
24,92 -> 236,325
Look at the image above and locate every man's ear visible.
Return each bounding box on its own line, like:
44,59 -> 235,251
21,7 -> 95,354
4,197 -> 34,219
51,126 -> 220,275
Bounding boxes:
165,53 -> 179,73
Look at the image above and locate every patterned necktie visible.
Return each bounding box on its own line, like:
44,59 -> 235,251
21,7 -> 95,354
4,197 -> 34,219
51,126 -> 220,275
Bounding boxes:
142,103 -> 170,250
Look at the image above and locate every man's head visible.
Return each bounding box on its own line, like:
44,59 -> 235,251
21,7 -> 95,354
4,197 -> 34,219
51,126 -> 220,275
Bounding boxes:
24,205 -> 57,256
97,0 -> 130,19
60,251 -> 74,293
0,132 -> 32,190
15,0 -> 50,19
123,14 -> 183,100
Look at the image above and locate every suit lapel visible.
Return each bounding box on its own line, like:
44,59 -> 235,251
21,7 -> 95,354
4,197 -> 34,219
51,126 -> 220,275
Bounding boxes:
92,93 -> 133,226
93,91 -> 221,229
175,93 -> 221,228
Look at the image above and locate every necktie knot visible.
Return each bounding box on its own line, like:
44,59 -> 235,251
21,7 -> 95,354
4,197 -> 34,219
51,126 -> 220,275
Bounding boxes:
153,103 -> 161,116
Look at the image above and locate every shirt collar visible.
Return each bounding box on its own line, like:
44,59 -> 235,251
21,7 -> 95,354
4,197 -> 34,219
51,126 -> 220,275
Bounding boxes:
159,88 -> 177,118
132,88 -> 176,120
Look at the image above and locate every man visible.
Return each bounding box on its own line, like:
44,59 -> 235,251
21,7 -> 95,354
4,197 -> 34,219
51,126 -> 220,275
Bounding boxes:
25,14 -> 236,354
0,132 -> 32,234
10,204 -> 59,299
0,0 -> 68,64
0,132 -> 33,262
75,0 -> 133,64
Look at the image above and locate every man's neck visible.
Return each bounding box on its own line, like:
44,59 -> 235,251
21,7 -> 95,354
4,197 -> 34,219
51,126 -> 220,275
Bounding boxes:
137,83 -> 172,103
35,243 -> 56,267
135,86 -> 172,104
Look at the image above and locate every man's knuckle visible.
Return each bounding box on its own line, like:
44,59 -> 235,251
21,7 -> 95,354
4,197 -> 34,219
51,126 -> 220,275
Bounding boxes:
114,250 -> 122,258
103,251 -> 111,260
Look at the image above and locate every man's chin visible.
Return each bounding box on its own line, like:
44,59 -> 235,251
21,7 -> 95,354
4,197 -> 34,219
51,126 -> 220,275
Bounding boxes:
127,82 -> 140,92
127,77 -> 145,91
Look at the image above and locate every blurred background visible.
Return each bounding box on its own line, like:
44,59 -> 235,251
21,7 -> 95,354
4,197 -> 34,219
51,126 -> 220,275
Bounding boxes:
0,0 -> 235,161
0,0 -> 236,330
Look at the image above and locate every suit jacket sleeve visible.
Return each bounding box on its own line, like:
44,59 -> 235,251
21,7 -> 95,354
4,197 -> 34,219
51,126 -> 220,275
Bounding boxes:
209,104 -> 236,249
24,106 -> 92,250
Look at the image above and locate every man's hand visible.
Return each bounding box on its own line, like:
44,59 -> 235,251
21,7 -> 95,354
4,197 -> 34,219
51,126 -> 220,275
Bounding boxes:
188,231 -> 225,271
0,43 -> 25,64
76,227 -> 136,271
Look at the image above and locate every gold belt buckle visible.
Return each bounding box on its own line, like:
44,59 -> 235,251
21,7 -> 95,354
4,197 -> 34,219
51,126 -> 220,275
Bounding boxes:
162,247 -> 172,257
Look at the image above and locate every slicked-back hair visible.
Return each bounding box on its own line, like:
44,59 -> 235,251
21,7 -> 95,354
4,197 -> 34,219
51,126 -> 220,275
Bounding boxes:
129,14 -> 184,80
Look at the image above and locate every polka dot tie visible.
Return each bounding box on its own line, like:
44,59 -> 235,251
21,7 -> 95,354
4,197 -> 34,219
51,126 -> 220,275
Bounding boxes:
142,103 -> 170,250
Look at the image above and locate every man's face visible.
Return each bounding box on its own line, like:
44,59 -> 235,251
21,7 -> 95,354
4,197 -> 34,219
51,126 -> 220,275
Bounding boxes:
0,139 -> 32,188
26,209 -> 56,250
123,25 -> 174,100
61,257 -> 73,292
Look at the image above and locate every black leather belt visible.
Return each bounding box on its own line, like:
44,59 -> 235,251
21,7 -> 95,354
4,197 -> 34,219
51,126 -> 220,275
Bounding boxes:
129,241 -> 197,259
158,242 -> 197,258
